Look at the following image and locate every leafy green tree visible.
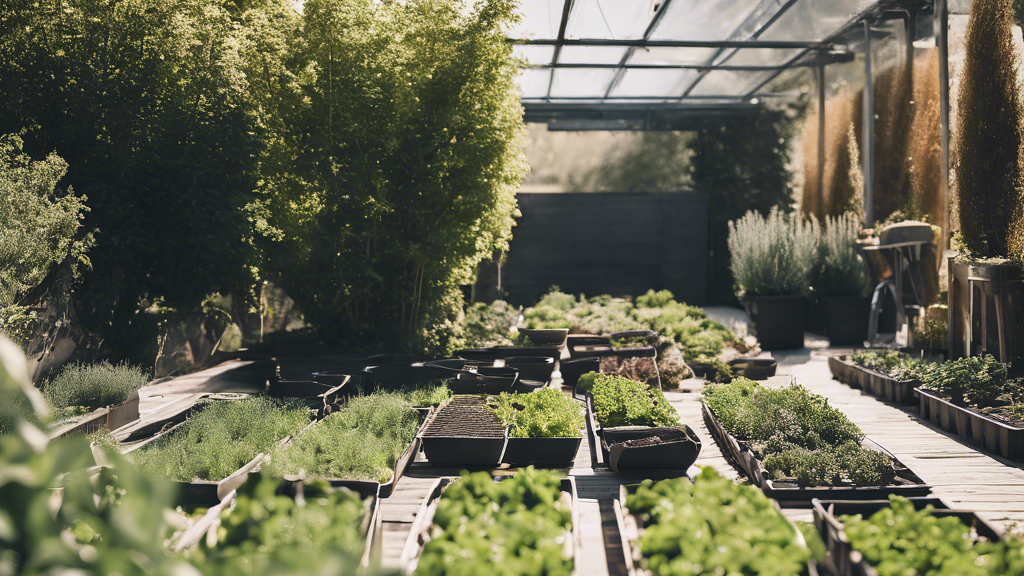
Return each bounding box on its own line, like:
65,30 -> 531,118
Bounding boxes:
259,0 -> 527,353
0,0 -> 299,359
0,133 -> 92,310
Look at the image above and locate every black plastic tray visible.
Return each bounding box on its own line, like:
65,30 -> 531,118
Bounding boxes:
917,386 -> 1024,462
456,346 -> 562,361
602,425 -> 701,472
419,398 -> 508,467
702,401 -> 930,500
812,497 -> 1002,576
502,436 -> 582,467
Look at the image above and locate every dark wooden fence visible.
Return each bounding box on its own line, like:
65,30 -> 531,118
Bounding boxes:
475,192 -> 708,305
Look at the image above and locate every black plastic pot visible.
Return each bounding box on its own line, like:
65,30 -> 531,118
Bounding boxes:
601,426 -> 701,472
456,346 -> 561,361
501,437 -> 582,467
727,357 -> 778,380
561,358 -> 600,392
502,356 -> 555,383
823,296 -> 870,346
745,295 -> 806,350
518,328 -> 568,346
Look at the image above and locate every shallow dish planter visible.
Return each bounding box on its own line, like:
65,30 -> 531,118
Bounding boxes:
50,390 -> 141,439
518,328 -> 569,346
745,295 -> 807,350
811,497 -> 1002,576
823,296 -> 870,346
702,402 -> 929,500
827,356 -> 919,405
728,357 -> 778,380
917,387 -> 1024,461
456,345 -> 561,361
585,395 -> 701,472
398,476 -> 579,575
420,397 -> 508,467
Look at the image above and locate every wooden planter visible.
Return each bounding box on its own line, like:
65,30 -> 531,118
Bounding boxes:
811,497 -> 1002,576
50,390 -> 141,439
614,483 -> 820,576
827,356 -> 919,405
702,402 -> 929,500
399,476 -> 580,575
917,387 -> 1024,462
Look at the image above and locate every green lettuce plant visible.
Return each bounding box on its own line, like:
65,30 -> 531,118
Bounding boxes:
589,373 -> 679,428
489,389 -> 583,438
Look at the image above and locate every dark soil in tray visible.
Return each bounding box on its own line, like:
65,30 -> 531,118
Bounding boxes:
421,397 -> 505,438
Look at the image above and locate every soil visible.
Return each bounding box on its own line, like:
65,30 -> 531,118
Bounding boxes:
421,396 -> 506,438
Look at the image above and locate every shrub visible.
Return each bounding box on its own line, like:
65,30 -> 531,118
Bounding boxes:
131,397 -> 309,482
489,389 -> 583,438
266,392 -> 420,483
41,361 -> 149,414
920,354 -> 1013,408
590,374 -> 679,428
635,289 -> 676,309
727,207 -> 816,299
625,468 -> 811,576
463,300 -> 520,348
954,0 -> 1024,261
810,212 -> 868,298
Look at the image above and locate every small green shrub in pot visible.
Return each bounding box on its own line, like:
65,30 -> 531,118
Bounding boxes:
727,207 -> 816,299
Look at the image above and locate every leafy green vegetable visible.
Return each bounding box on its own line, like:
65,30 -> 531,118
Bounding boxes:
840,495 -> 1024,576
590,373 -> 679,428
703,378 -> 896,487
489,389 -> 584,438
625,467 -> 810,576
266,392 -> 420,483
131,397 -> 309,482
416,467 -> 572,576
919,354 -> 1016,408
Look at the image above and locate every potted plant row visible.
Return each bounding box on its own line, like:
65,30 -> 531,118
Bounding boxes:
811,495 -> 1012,576
914,354 -> 1024,461
399,468 -> 578,576
828,350 -> 930,405
578,372 -> 701,472
701,378 -> 929,500
614,468 -> 818,576
173,473 -> 381,572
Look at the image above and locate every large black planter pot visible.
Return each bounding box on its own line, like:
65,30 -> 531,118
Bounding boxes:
823,296 -> 871,346
745,295 -> 806,350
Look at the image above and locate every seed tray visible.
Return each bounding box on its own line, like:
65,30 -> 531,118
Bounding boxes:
420,397 -> 508,467
917,386 -> 1024,462
702,401 -> 930,500
828,356 -> 919,405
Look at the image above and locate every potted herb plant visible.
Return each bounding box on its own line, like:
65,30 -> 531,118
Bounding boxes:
728,208 -> 816,349
810,212 -> 871,346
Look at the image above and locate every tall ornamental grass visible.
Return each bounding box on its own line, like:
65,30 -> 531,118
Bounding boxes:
727,208 -> 817,299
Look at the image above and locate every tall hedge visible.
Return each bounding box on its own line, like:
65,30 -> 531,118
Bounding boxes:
954,0 -> 1024,260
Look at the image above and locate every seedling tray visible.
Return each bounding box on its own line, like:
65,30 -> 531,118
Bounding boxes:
501,436 -> 582,467
420,396 -> 508,467
917,386 -> 1024,461
614,482 -> 819,576
172,482 -> 382,569
584,395 -> 701,472
702,401 -> 930,500
827,356 -> 919,405
811,497 -> 1002,576
398,476 -> 579,575
50,390 -> 141,439
456,345 -> 562,361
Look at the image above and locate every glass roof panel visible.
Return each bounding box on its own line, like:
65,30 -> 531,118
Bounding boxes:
628,46 -> 719,65
610,69 -> 697,97
513,45 -> 556,66
549,68 -> 618,98
507,0 -> 564,39
719,47 -> 803,67
558,45 -> 629,64
759,0 -> 876,42
565,0 -> 658,40
687,69 -> 771,97
517,68 -> 553,98
650,0 -> 762,41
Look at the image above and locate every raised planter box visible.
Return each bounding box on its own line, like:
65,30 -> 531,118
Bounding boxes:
614,483 -> 819,576
585,395 -> 701,472
917,387 -> 1024,462
745,295 -> 807,350
827,356 -> 919,405
172,482 -> 382,569
419,397 -> 508,467
398,476 -> 579,575
50,390 -> 141,439
702,402 -> 930,500
501,436 -> 582,467
811,497 -> 1002,576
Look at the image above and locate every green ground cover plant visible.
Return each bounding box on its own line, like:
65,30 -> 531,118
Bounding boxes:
463,300 -> 520,348
703,378 -> 896,487
265,392 -> 421,483
919,354 -> 1019,410
489,389 -> 583,438
625,467 -> 811,576
839,495 -> 1024,576
588,373 -> 679,428
131,398 -> 309,482
41,361 -> 150,420
416,467 -> 572,576
851,350 -> 932,382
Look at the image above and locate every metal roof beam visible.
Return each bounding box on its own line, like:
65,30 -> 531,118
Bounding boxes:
513,38 -> 830,49
602,0 -> 676,98
545,0 -> 575,99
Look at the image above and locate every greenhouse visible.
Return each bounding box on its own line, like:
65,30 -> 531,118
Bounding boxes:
3,0 -> 1024,575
